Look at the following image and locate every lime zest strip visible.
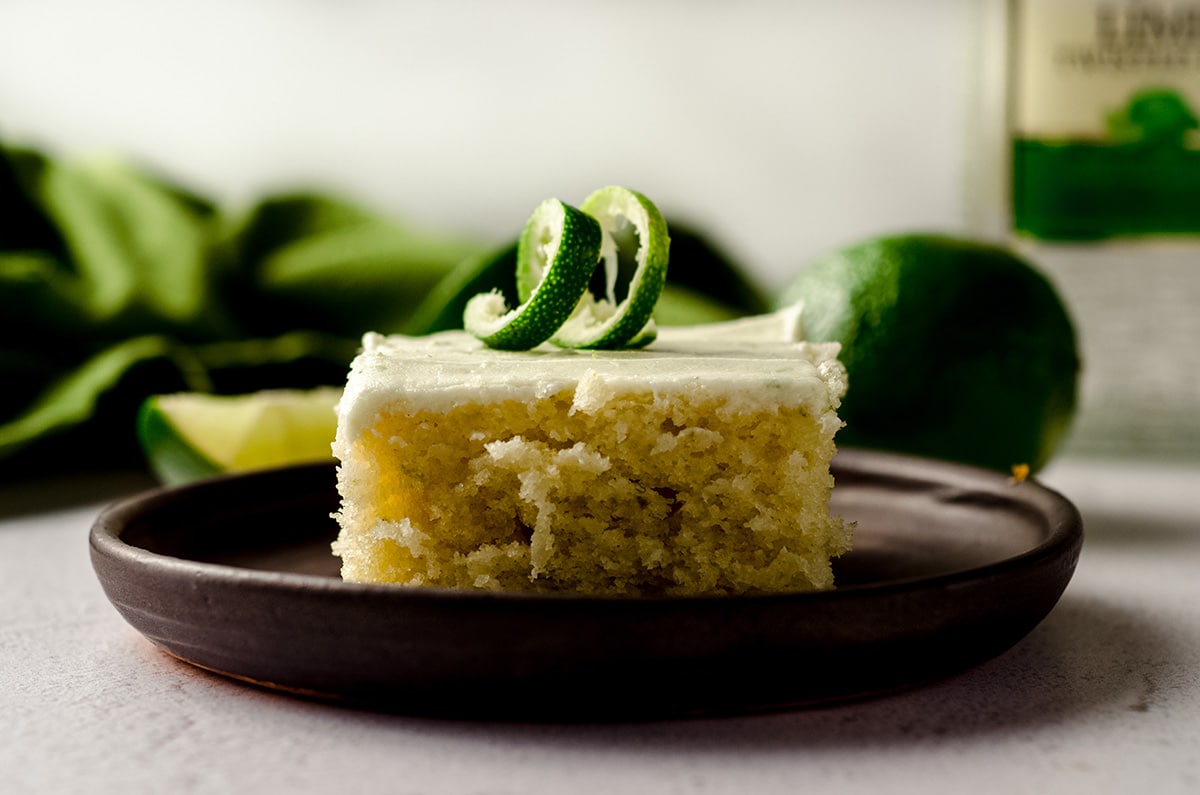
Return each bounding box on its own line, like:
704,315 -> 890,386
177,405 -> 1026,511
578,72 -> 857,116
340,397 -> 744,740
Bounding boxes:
550,186 -> 669,350
463,199 -> 601,351
464,187 -> 670,351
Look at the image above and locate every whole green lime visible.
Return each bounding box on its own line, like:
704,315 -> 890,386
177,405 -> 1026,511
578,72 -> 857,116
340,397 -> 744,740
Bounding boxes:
777,234 -> 1080,472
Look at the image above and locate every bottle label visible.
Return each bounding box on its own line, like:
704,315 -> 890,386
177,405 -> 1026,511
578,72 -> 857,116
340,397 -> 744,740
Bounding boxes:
1011,0 -> 1200,239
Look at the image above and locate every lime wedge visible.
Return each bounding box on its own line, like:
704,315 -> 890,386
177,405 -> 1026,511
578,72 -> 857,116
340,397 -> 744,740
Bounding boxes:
137,387 -> 341,484
463,199 -> 601,350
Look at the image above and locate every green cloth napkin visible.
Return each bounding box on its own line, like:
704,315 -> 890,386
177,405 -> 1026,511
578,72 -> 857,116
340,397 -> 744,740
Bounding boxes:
0,141 -> 767,476
0,143 -> 484,474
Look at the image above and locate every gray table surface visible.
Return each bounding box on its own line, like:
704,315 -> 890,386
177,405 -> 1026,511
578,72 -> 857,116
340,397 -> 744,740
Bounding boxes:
3,454 -> 1198,795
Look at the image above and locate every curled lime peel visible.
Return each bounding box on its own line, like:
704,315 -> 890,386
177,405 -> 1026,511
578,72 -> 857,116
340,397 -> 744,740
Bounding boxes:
550,186 -> 669,350
464,186 -> 669,351
463,198 -> 601,351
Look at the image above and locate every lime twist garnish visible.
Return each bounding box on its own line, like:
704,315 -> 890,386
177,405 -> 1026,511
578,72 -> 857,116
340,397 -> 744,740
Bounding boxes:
464,186 -> 669,350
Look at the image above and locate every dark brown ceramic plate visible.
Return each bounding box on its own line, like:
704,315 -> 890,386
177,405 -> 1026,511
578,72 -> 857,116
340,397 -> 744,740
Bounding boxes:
90,449 -> 1082,720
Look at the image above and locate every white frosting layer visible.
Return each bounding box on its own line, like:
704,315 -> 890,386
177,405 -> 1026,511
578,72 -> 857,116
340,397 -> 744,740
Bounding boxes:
335,305 -> 846,447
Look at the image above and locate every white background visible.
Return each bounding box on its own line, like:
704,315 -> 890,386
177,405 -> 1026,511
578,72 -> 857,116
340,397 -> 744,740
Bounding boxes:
0,0 -> 975,295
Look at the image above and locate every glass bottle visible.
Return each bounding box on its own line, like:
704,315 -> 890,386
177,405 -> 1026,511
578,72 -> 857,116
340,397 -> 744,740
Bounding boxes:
970,0 -> 1200,460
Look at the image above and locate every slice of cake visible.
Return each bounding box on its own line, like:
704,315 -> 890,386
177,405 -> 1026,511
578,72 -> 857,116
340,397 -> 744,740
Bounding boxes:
331,308 -> 850,596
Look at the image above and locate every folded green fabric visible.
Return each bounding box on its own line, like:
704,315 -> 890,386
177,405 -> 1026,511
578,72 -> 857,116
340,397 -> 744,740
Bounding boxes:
0,143 -> 482,473
0,141 -> 766,476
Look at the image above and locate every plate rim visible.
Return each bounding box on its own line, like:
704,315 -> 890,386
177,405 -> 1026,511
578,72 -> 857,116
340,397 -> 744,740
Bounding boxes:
90,448 -> 1083,605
